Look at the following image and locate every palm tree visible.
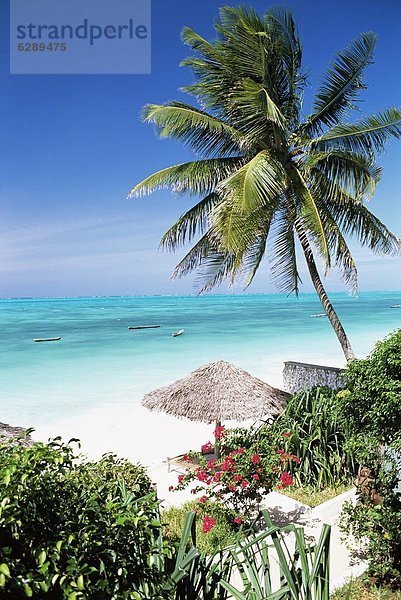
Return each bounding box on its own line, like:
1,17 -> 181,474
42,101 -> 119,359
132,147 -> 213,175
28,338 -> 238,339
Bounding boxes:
129,6 -> 401,361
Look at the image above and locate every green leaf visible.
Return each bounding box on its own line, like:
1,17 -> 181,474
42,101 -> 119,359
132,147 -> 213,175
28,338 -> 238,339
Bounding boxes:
303,32 -> 376,135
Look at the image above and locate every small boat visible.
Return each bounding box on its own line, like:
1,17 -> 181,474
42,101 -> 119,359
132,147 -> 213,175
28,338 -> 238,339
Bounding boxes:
128,325 -> 161,330
390,305 -> 401,309
172,329 -> 184,337
34,337 -> 62,343
310,314 -> 326,318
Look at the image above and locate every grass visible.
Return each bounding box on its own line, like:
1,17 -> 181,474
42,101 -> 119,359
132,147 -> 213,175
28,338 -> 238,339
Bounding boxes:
279,483 -> 353,507
331,578 -> 401,599
161,501 -> 238,554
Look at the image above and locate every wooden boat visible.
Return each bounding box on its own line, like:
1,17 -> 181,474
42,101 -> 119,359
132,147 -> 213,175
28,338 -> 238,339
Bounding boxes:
128,325 -> 161,330
34,337 -> 62,343
172,329 -> 184,337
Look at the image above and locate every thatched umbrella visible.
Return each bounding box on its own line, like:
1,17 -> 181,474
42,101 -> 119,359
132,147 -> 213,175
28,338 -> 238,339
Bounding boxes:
142,360 -> 290,456
0,422 -> 33,447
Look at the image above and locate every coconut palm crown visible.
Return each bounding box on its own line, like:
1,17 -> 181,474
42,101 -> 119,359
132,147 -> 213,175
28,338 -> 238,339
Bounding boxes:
129,6 -> 401,360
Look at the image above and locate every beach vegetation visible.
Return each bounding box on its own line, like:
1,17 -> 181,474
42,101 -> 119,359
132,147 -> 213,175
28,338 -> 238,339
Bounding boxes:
341,441 -> 401,588
131,6 -> 401,361
280,483 -> 352,508
338,329 -> 401,444
170,425 -> 298,523
0,437 -> 167,598
162,500 -> 238,554
221,387 -> 356,489
331,577 -> 401,599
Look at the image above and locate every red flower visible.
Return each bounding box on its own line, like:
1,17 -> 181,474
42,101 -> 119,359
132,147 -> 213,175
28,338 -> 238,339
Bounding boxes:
202,515 -> 216,534
234,516 -> 243,525
199,495 -> 207,504
213,471 -> 221,482
233,474 -> 242,483
231,447 -> 245,455
253,474 -> 260,481
207,459 -> 216,469
221,456 -> 235,472
283,431 -> 291,438
228,484 -> 236,492
168,486 -> 174,492
241,480 -> 250,489
183,453 -> 192,462
279,472 -> 294,488
201,442 -> 213,454
251,453 -> 260,465
214,425 -> 226,439
178,474 -> 184,484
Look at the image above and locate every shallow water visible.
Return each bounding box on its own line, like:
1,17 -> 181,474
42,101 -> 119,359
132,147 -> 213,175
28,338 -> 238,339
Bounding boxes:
1,292 -> 400,427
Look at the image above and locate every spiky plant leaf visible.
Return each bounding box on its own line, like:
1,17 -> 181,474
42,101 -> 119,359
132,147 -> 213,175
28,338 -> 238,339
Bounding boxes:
303,32 -> 376,135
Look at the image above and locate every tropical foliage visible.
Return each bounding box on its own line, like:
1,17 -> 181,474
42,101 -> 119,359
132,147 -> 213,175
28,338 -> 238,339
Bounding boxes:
221,387 -> 356,489
0,437 -> 166,598
162,511 -> 331,600
341,443 -> 401,587
338,328 -> 401,444
130,6 -> 401,360
170,426 -> 297,521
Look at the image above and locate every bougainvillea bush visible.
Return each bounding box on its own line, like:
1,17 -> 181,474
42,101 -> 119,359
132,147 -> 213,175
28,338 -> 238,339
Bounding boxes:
170,426 -> 298,530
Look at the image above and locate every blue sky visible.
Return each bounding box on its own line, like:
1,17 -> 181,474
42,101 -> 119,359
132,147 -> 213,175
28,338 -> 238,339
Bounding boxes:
1,0 -> 401,297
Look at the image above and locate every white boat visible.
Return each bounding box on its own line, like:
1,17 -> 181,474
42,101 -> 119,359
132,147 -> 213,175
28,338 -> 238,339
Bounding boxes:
172,329 -> 184,337
310,314 -> 326,318
390,305 -> 401,309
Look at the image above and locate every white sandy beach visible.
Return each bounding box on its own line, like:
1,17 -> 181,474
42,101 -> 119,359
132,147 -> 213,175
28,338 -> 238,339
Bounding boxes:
32,355 -> 344,467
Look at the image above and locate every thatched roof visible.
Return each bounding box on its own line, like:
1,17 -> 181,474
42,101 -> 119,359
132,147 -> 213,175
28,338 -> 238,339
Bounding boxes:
0,422 -> 33,447
142,360 -> 290,423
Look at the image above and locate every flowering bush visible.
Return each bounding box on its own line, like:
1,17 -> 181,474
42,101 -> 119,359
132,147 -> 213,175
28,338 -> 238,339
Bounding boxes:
170,427 -> 298,530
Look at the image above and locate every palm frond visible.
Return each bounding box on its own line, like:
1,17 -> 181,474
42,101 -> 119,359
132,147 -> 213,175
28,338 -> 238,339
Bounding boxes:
301,150 -> 381,200
268,204 -> 301,295
310,108 -> 401,155
171,233 -> 213,279
302,32 -> 376,136
314,198 -> 358,290
216,150 -> 286,214
265,7 -> 305,124
288,167 -> 330,267
129,157 -> 246,198
142,102 -> 246,156
160,193 -> 219,250
194,251 -> 237,293
225,77 -> 286,142
313,172 -> 401,256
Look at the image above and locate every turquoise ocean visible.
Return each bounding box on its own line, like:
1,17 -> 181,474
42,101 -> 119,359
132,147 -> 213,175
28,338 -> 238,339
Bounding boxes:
1,292 -> 400,428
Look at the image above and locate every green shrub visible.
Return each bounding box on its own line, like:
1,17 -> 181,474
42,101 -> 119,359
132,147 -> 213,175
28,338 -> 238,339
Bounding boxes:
273,387 -> 357,487
340,329 -> 401,443
341,444 -> 401,587
0,437 -> 166,598
173,427 -> 298,521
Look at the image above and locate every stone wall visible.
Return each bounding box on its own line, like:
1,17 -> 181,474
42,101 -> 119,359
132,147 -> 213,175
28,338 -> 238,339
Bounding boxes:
282,361 -> 345,394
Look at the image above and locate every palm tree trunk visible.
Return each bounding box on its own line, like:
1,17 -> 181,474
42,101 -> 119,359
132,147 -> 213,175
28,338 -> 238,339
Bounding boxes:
295,225 -> 355,362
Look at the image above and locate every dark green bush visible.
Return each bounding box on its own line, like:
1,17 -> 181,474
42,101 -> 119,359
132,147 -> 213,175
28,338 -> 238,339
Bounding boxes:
0,437 -> 167,598
341,443 -> 401,587
339,328 -> 401,443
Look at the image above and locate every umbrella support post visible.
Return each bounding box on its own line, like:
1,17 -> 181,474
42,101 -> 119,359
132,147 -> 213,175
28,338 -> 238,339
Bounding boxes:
215,420 -> 221,460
